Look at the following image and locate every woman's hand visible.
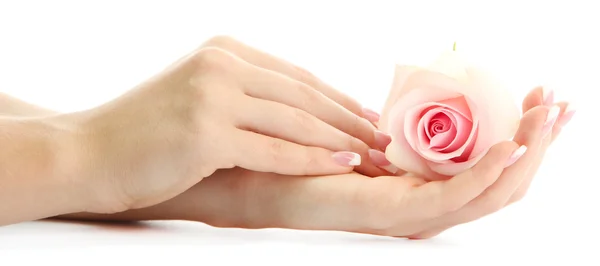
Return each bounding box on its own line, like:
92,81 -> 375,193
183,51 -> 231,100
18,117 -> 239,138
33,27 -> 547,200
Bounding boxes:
59,88 -> 573,238
368,86 -> 573,238
62,36 -> 388,214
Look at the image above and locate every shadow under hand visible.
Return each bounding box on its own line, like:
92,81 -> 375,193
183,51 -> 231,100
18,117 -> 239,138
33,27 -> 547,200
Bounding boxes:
2,219 -> 456,248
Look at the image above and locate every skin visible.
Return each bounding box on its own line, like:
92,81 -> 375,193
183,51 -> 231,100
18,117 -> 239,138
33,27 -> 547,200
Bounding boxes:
0,37 -> 574,238
0,36 -> 391,225
56,88 -> 571,239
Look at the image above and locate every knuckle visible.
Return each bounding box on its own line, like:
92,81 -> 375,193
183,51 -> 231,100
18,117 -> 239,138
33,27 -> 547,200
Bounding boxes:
351,116 -> 369,139
296,82 -> 321,108
346,135 -> 360,152
301,149 -> 321,175
191,47 -> 235,72
268,139 -> 285,162
291,108 -> 316,130
201,35 -> 238,50
293,65 -> 318,86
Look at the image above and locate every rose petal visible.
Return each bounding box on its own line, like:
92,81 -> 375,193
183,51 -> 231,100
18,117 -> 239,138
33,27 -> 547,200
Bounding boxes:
381,67 -> 468,136
462,67 -> 521,159
380,56 -> 520,180
437,97 -> 473,122
429,126 -> 456,149
386,102 -> 445,179
416,107 -> 452,150
405,102 -> 475,163
429,54 -> 520,159
427,149 -> 486,176
438,109 -> 472,153
385,132 -> 448,181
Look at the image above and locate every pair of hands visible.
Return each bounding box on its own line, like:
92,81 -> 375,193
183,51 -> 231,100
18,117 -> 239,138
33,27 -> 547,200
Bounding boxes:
56,36 -> 571,238
65,36 -> 389,213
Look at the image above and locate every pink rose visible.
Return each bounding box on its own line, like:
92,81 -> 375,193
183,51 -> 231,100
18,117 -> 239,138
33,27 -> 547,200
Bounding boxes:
379,51 -> 521,180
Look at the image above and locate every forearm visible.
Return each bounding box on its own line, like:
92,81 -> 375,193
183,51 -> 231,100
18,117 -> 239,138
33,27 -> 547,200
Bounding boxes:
0,92 -> 58,117
0,117 -> 85,225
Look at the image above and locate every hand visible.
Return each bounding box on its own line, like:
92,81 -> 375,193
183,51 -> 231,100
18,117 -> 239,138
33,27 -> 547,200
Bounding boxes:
63,36 -> 388,214
368,86 -> 573,238
59,88 -> 573,238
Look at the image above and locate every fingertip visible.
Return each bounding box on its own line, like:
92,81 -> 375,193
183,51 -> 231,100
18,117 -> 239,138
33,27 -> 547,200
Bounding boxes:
541,86 -> 554,106
367,149 -> 400,175
556,101 -> 574,128
373,131 -> 392,151
522,86 -> 544,112
504,145 -> 528,168
522,85 -> 555,113
362,107 -> 381,123
489,140 -> 521,157
473,140 -> 521,175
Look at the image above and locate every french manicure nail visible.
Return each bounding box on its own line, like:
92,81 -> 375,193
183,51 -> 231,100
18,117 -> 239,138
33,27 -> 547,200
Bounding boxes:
374,130 -> 392,150
542,105 -> 560,138
333,151 -> 361,166
362,108 -> 381,123
542,86 -> 554,106
557,103 -> 576,128
368,149 -> 399,174
505,145 -> 527,168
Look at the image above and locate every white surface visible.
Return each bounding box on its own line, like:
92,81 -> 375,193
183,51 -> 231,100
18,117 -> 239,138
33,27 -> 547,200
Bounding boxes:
0,0 -> 597,264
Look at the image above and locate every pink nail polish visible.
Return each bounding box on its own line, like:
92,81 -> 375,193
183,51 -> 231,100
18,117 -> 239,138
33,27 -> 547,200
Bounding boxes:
362,108 -> 381,123
332,152 -> 361,166
542,105 -> 560,138
374,131 -> 392,150
505,145 -> 527,168
542,86 -> 554,106
557,104 -> 575,128
368,149 -> 398,174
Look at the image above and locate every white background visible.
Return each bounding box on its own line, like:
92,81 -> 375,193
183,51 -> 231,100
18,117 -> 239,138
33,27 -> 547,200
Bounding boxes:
0,0 -> 597,264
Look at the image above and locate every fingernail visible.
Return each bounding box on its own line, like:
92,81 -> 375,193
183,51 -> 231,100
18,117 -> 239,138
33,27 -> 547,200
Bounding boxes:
542,105 -> 560,138
374,130 -> 392,150
333,152 -> 361,166
505,145 -> 527,168
362,108 -> 381,123
557,103 -> 576,128
368,149 -> 398,174
542,86 -> 554,106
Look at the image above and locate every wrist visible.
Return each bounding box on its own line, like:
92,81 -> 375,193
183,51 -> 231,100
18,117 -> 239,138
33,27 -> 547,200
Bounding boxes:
47,112 -> 133,214
42,115 -> 94,214
0,116 -> 89,225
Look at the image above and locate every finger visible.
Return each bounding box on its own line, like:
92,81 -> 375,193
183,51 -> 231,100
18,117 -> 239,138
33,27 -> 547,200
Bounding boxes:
236,96 -> 387,176
239,63 -> 389,151
418,105 -> 556,233
236,96 -> 367,153
201,35 -> 378,123
552,101 -> 576,142
408,140 -> 522,220
367,149 -> 407,176
522,86 -> 554,113
235,97 -> 388,177
228,129 -> 361,176
508,102 -> 571,204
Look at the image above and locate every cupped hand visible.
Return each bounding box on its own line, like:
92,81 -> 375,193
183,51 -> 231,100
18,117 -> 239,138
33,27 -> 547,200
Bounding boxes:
60,88 -> 573,238
64,36 -> 388,214
368,86 -> 573,238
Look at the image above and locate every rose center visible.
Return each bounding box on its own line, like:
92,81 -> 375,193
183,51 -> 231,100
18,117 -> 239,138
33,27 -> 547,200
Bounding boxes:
427,113 -> 452,138
421,110 -> 461,152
